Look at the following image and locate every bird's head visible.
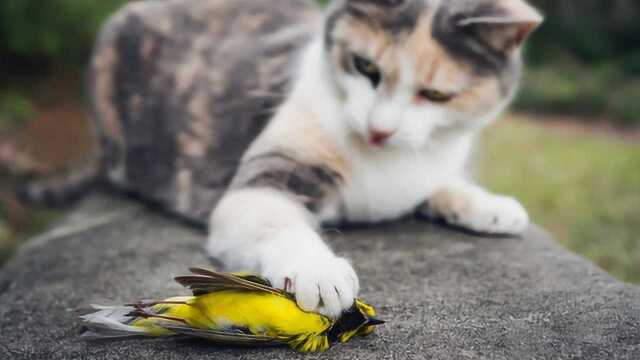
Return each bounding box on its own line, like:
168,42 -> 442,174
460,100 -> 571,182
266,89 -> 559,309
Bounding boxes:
327,299 -> 385,344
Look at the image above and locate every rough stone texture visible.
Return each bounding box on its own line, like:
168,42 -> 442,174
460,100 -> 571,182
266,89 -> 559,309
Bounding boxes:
90,0 -> 319,224
1,195 -> 639,359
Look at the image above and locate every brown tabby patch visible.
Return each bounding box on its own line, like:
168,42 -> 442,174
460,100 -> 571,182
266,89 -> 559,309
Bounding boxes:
91,0 -> 319,224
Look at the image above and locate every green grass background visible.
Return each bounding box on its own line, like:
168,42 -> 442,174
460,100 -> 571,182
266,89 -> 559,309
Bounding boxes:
481,115 -> 640,283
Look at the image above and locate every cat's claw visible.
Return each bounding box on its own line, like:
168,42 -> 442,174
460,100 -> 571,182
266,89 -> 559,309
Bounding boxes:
264,255 -> 359,319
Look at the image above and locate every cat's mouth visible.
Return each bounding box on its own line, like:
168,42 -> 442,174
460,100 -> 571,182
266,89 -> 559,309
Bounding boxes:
352,130 -> 416,150
347,120 -> 428,150
368,129 -> 394,147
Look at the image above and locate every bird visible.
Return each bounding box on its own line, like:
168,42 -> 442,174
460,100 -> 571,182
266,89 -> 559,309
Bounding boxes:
80,267 -> 384,353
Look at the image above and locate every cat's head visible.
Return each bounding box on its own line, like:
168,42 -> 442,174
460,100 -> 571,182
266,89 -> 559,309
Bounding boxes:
324,0 -> 542,148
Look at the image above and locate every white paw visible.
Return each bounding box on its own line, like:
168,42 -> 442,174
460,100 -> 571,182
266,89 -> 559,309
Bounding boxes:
263,254 -> 359,319
430,190 -> 529,235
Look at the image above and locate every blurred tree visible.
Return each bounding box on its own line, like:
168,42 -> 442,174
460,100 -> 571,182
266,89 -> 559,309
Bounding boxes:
529,0 -> 640,70
520,0 -> 640,124
0,0 -> 127,69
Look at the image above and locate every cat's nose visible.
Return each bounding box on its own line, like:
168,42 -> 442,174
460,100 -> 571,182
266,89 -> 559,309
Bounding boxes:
369,128 -> 394,146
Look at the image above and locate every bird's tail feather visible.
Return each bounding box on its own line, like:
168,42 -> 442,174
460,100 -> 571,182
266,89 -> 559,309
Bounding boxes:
80,305 -> 150,339
80,297 -> 195,340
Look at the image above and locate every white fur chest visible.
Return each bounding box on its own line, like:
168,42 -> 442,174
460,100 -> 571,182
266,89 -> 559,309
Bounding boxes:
338,136 -> 473,223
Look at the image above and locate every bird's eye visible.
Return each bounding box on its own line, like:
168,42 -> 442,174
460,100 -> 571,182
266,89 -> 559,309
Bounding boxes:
417,89 -> 454,103
352,54 -> 381,88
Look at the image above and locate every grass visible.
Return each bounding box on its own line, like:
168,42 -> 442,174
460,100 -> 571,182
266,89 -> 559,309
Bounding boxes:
0,92 -> 33,130
480,114 -> 640,283
0,203 -> 61,264
517,62 -> 640,126
0,195 -> 61,266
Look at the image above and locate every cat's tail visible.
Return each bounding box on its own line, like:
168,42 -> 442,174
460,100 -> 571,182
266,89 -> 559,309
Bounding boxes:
17,162 -> 99,207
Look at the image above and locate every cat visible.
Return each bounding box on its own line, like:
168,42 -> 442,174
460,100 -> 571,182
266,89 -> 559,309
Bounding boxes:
27,0 -> 541,319
208,0 -> 542,319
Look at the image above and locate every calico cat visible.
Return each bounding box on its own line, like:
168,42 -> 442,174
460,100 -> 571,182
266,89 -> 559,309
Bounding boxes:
209,0 -> 542,318
38,0 -> 542,319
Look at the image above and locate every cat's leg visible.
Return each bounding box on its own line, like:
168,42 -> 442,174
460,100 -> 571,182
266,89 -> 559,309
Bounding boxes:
207,156 -> 357,319
420,179 -> 529,235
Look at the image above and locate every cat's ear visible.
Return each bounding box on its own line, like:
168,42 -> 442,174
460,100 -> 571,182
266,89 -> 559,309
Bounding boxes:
458,1 -> 543,53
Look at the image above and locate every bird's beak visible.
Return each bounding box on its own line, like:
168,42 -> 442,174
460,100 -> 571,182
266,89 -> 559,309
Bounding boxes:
366,317 -> 386,326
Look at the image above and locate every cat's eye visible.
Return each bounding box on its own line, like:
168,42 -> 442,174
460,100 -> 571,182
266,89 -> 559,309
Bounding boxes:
417,89 -> 454,103
352,54 -> 381,88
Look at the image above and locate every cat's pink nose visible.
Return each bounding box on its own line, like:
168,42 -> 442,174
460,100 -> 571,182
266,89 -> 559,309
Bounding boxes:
369,128 -> 394,146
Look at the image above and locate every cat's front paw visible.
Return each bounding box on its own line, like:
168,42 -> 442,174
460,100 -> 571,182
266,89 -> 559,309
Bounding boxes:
425,189 -> 529,235
263,254 -> 359,319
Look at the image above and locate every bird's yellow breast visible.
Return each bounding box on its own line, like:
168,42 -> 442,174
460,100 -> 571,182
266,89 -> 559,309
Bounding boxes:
193,291 -> 331,337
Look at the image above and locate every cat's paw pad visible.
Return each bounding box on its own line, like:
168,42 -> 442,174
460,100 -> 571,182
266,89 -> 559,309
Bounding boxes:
430,191 -> 529,235
264,256 -> 359,319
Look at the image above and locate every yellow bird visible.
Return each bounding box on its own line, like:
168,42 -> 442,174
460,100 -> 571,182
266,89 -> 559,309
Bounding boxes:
81,268 -> 384,353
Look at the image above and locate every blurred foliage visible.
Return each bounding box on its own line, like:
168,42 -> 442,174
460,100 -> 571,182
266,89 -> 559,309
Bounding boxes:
0,222 -> 11,263
0,203 -> 61,264
0,92 -> 33,130
520,0 -> 640,124
0,0 -> 128,67
518,62 -> 640,125
528,0 -> 640,68
481,115 -> 640,283
0,0 -> 127,132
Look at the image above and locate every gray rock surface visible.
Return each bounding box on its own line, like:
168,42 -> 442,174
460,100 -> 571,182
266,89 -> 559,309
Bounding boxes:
1,195 -> 639,359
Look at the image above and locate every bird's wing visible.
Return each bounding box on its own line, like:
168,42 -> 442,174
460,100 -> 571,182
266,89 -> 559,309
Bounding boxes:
174,267 -> 289,297
157,322 -> 287,346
